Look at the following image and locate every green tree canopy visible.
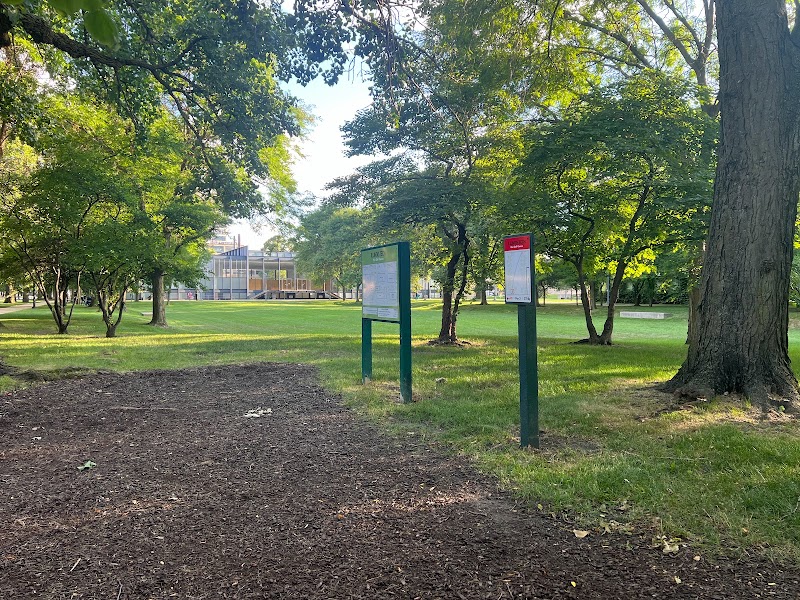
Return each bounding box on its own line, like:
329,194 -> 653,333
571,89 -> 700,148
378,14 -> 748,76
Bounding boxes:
293,204 -> 372,300
511,73 -> 716,344
0,95 -> 137,333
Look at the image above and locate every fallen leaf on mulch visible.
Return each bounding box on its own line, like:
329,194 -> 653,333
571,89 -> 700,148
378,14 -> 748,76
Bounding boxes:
243,407 -> 272,418
573,529 -> 590,539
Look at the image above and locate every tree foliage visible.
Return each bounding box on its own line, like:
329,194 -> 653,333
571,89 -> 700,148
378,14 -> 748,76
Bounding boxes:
293,204 -> 372,299
0,96 -> 136,333
511,73 -> 716,344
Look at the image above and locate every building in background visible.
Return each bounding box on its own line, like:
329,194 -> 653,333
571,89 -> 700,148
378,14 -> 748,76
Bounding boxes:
167,246 -> 338,300
166,235 -> 444,301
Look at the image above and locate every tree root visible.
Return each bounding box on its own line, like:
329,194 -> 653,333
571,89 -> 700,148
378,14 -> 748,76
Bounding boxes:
660,370 -> 799,416
572,338 -> 612,346
426,339 -> 472,347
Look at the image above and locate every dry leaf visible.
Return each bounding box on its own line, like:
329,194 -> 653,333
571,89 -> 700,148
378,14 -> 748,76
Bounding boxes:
662,541 -> 679,554
573,529 -> 590,539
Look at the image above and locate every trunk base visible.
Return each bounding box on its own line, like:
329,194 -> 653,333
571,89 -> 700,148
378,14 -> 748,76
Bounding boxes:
427,338 -> 472,347
573,338 -> 612,346
661,367 -> 799,412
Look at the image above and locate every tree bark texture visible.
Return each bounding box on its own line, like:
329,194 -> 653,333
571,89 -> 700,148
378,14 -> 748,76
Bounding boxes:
449,243 -> 471,342
665,0 -> 800,405
576,262 -> 601,343
437,250 -> 460,342
437,223 -> 468,343
149,270 -> 168,327
597,260 -> 626,345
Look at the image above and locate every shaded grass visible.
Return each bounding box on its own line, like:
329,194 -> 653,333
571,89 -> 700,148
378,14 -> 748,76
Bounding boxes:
2,299 -> 799,563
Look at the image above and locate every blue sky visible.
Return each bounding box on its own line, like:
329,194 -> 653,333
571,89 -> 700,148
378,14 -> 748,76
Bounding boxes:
232,72 -> 374,248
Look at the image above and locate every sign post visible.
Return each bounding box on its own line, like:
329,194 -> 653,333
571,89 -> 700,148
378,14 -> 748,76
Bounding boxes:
361,241 -> 412,403
504,233 -> 539,448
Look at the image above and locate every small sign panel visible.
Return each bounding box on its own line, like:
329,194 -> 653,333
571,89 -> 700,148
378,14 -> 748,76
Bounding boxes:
362,243 -> 400,322
504,234 -> 533,304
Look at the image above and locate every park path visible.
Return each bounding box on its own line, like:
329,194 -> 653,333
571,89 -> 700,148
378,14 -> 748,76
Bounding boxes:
0,363 -> 797,599
0,303 -> 33,315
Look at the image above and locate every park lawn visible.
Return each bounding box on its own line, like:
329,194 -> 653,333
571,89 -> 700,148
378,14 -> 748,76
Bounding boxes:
1,299 -> 800,564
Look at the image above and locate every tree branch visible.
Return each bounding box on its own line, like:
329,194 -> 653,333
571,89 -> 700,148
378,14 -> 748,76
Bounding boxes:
562,10 -> 653,69
663,0 -> 703,55
16,11 -> 208,76
635,0 -> 697,72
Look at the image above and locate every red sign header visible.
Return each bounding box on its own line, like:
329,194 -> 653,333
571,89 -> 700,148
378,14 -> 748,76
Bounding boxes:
504,235 -> 531,252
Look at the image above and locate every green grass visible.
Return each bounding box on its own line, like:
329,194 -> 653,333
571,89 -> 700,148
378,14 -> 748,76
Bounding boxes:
2,299 -> 800,563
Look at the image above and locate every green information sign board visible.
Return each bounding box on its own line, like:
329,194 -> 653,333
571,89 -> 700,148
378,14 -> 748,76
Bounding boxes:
361,242 -> 412,403
362,243 -> 400,322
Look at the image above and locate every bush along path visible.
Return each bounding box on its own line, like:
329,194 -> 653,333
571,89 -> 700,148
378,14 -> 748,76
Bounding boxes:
1,363 -> 798,599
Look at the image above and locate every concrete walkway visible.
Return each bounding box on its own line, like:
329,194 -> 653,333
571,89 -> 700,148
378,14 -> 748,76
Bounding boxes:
0,303 -> 35,315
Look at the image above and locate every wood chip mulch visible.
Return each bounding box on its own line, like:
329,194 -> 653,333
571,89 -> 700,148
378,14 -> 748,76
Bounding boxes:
1,363 -> 798,599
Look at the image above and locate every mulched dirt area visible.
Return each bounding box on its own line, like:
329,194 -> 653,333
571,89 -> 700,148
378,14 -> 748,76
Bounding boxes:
1,363 -> 798,599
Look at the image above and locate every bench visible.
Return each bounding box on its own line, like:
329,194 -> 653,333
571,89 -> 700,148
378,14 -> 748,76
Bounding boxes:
619,311 -> 672,319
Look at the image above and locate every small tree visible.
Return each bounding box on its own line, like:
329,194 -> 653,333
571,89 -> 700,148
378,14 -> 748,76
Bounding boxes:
262,235 -> 295,253
80,207 -> 149,338
294,205 -> 370,300
467,215 -> 504,305
0,97 -> 135,333
512,73 -> 715,344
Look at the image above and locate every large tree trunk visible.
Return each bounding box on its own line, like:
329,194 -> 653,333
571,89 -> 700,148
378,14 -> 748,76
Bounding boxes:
448,244 -> 471,343
597,260 -> 626,345
437,223 -> 469,343
664,0 -> 800,407
437,249 -> 460,342
576,262 -> 601,344
149,269 -> 168,327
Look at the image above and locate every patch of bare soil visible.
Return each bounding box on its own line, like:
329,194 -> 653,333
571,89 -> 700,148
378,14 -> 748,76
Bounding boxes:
1,363 -> 798,599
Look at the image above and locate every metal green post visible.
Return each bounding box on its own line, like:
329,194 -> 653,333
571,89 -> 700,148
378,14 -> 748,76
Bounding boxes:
518,303 -> 539,448
398,241 -> 412,403
504,232 -> 538,449
362,318 -> 373,383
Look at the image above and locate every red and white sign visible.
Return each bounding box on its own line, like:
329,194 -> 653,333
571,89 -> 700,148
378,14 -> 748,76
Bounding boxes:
504,234 -> 533,304
504,236 -> 531,252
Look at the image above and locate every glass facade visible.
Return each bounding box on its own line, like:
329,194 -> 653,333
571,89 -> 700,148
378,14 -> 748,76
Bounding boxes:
168,247 -> 332,300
